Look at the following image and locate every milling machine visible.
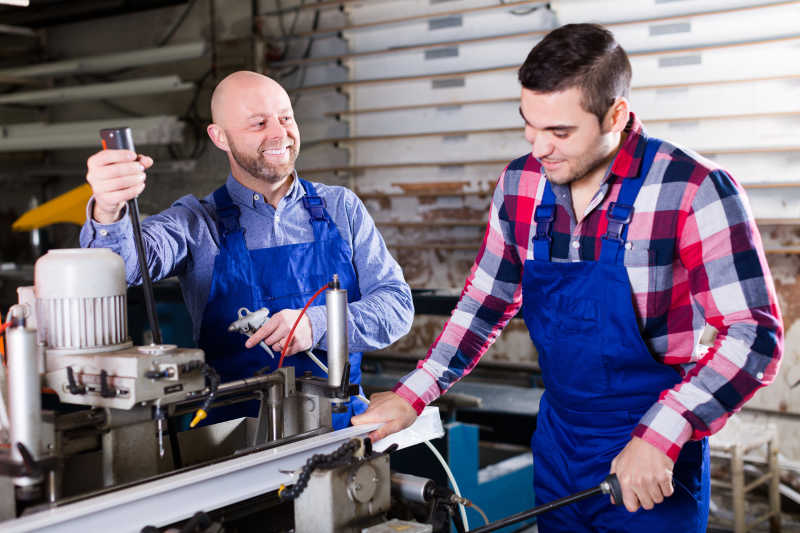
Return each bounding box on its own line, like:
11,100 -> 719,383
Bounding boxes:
0,248 -> 444,533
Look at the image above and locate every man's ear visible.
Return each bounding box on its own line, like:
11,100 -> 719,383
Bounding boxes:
604,97 -> 630,134
207,124 -> 229,151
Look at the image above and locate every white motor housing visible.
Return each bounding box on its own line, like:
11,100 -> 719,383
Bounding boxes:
35,248 -> 131,354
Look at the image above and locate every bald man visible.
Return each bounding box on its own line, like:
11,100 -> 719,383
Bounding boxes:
80,71 -> 413,428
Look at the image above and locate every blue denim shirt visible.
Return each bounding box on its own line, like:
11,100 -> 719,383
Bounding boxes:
80,173 -> 414,351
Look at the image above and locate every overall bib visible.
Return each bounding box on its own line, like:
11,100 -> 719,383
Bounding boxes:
521,138 -> 710,532
197,178 -> 366,430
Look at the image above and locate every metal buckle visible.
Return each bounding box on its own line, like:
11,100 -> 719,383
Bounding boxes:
605,202 -> 634,243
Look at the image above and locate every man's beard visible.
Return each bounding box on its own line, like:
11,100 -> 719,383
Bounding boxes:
543,145 -> 614,186
228,137 -> 298,184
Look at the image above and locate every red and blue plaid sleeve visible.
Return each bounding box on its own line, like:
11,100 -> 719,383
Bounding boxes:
393,158 -> 534,413
633,167 -> 783,461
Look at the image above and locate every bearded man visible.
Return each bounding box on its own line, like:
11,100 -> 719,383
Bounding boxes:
81,71 -> 413,428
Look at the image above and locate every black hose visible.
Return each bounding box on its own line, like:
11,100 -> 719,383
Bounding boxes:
279,439 -> 361,501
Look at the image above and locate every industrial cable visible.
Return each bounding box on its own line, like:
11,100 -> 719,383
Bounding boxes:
189,363 -> 221,428
278,438 -> 361,501
259,284 -> 470,527
157,0 -> 201,47
278,283 -> 328,368
423,439 -> 470,530
356,394 -> 470,530
463,497 -> 489,526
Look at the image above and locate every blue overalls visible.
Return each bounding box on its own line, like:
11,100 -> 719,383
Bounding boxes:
197,178 -> 367,430
521,138 -> 710,532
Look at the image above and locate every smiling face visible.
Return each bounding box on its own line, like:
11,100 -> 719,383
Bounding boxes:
207,72 -> 300,185
519,86 -> 622,186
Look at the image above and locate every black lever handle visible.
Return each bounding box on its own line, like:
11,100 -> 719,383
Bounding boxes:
601,473 -> 623,506
16,442 -> 41,477
467,473 -> 623,533
99,127 -> 162,345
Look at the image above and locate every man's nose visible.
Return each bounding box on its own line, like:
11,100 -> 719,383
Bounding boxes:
265,117 -> 286,138
530,132 -> 554,159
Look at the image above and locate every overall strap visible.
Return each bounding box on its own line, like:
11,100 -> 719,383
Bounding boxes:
533,181 -> 557,262
212,184 -> 242,236
299,178 -> 328,223
599,137 -> 661,264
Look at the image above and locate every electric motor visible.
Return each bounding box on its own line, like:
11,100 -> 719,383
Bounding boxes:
35,248 -> 131,353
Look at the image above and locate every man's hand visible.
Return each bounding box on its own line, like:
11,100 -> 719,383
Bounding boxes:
86,149 -> 154,224
350,391 -> 418,442
245,309 -> 312,355
610,436 -> 675,512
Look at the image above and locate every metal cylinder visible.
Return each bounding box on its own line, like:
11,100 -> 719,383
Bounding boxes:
7,322 -> 43,486
325,275 -> 348,391
267,380 -> 284,441
391,472 -> 434,504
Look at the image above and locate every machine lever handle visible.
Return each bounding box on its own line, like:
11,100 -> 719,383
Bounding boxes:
466,473 -> 624,533
15,442 -> 42,477
600,473 -> 623,506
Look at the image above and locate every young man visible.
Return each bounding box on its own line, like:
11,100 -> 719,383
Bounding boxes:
81,71 -> 413,428
353,24 -> 783,531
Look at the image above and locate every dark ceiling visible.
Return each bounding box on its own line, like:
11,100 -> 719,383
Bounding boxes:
0,0 -> 189,28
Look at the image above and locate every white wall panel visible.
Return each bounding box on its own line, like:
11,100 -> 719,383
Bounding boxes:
551,0 -> 783,24
344,101 -> 520,136
343,2 -> 556,52
346,131 -> 529,165
344,70 -> 520,108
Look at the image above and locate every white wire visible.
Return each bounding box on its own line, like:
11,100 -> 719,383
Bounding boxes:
423,439 -> 470,530
259,344 -> 469,528
357,396 -> 470,530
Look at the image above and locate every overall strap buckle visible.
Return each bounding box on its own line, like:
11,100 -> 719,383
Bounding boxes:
534,204 -> 556,242
604,201 -> 633,243
302,195 -> 327,222
213,186 -> 241,235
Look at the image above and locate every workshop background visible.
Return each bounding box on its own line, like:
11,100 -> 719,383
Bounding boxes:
1,0 -> 799,530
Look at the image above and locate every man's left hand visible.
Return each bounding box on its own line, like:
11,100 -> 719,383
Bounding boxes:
610,436 -> 675,512
245,309 -> 313,356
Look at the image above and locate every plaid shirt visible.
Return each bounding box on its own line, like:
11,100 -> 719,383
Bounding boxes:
394,112 -> 783,461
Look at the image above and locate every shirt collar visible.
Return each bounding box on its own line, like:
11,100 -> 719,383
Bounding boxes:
224,170 -> 304,209
607,111 -> 650,181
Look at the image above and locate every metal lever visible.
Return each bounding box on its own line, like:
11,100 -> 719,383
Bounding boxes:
15,442 -> 41,478
99,126 -> 163,345
467,474 -> 623,533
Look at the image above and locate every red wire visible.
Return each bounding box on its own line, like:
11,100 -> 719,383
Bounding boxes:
0,321 -> 9,335
278,284 -> 329,369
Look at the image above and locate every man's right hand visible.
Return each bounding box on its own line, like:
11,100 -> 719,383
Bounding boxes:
86,149 -> 153,224
350,391 -> 418,443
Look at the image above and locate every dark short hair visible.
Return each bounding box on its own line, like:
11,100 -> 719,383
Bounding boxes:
518,23 -> 631,123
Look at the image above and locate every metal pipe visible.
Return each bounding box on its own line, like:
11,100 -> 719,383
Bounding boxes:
325,274 -> 347,395
7,317 -> 43,488
268,380 -> 284,441
173,373 -> 284,413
